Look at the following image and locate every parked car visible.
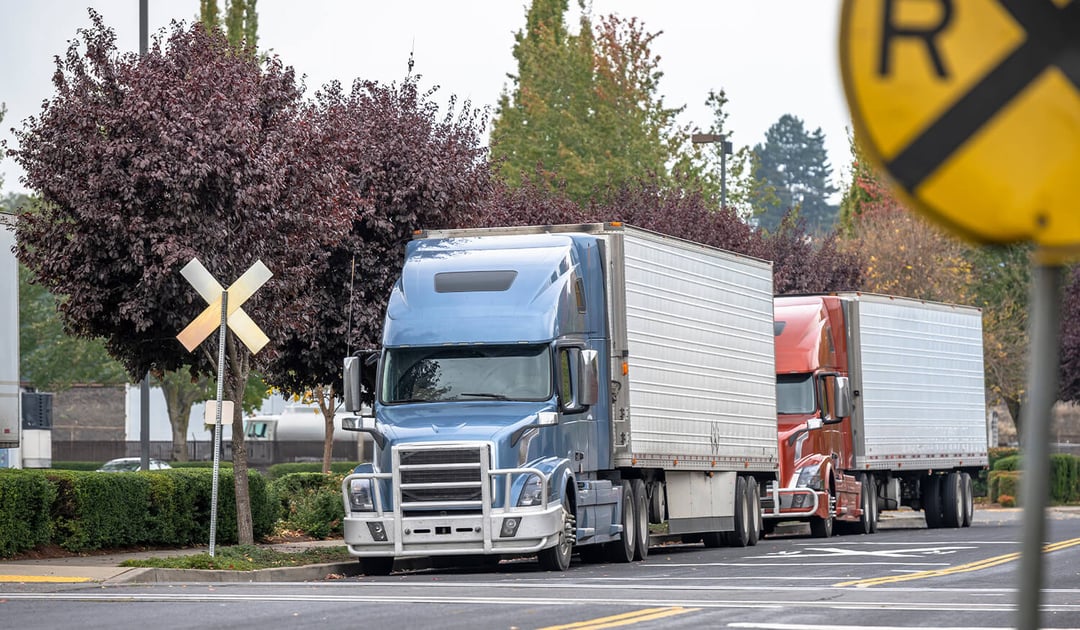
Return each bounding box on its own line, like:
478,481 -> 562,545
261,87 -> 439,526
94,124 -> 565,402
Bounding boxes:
96,457 -> 172,472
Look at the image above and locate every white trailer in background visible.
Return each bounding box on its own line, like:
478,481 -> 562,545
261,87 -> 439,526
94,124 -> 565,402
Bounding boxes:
1,211 -> 21,467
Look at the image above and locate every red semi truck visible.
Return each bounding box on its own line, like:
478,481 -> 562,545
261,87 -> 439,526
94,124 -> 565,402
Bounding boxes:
762,293 -> 989,537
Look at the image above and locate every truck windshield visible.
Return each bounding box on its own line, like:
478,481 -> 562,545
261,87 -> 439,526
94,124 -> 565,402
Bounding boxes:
776,374 -> 815,414
381,344 -> 552,404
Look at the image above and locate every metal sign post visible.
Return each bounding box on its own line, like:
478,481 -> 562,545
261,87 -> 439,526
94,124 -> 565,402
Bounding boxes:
839,3 -> 1080,627
177,258 -> 272,557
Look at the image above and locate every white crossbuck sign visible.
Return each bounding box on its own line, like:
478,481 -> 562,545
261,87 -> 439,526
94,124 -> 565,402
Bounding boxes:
177,258 -> 273,354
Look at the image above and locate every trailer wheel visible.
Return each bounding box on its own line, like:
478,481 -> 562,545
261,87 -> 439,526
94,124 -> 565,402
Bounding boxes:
923,474 -> 944,529
960,472 -> 974,528
605,480 -> 636,563
631,479 -> 650,560
539,491 -> 575,571
357,556 -> 394,576
867,475 -> 879,533
942,471 -> 964,528
727,476 -> 751,547
746,478 -> 760,546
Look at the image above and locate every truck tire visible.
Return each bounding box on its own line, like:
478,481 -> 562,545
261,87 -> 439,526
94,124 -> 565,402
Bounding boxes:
810,484 -> 834,538
942,471 -> 964,528
357,556 -> 394,576
631,479 -> 650,560
606,480 -> 636,563
856,473 -> 874,535
961,472 -> 974,528
746,477 -> 760,546
923,474 -> 944,528
727,476 -> 751,547
538,492 -> 575,571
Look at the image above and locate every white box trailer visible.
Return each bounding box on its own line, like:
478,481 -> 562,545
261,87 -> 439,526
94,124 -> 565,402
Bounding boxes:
1,212 -> 21,455
607,226 -> 778,470
843,293 -> 988,470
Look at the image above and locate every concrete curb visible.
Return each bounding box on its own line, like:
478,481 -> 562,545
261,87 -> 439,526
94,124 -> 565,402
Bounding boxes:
107,561 -> 365,584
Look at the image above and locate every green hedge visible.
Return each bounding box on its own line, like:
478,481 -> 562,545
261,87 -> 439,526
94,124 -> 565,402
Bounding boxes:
987,453 -> 1080,506
0,470 -> 56,556
268,473 -> 346,539
50,461 -> 106,471
170,461 -> 233,469
267,462 -> 360,479
0,468 -> 276,556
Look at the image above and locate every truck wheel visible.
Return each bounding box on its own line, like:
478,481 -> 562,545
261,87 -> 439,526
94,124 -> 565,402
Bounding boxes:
810,484 -> 834,538
809,513 -> 834,538
605,480 -> 636,563
727,476 -> 751,547
357,556 -> 394,576
856,473 -> 873,535
960,472 -> 974,527
942,471 -> 964,528
746,477 -> 760,546
923,474 -> 944,529
538,492 -> 575,571
631,479 -> 650,560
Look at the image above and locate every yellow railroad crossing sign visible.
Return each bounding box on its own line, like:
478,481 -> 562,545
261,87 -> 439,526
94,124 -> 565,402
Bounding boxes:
840,0 -> 1080,255
177,258 -> 272,354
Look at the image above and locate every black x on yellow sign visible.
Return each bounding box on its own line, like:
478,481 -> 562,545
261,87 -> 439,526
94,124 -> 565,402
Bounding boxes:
841,0 -> 1080,256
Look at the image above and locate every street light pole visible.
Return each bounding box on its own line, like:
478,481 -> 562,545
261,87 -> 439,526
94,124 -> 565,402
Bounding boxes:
692,133 -> 733,209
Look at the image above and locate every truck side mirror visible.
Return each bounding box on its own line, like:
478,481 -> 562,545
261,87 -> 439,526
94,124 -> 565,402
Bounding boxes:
343,356 -> 363,413
578,349 -> 599,407
834,376 -> 852,418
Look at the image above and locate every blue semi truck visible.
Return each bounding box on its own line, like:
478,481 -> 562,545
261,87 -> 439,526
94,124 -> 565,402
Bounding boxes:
339,223 -> 778,574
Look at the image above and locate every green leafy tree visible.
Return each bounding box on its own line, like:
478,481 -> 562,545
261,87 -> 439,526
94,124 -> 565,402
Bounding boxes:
10,12 -> 352,543
491,1 -> 692,203
751,114 -> 838,234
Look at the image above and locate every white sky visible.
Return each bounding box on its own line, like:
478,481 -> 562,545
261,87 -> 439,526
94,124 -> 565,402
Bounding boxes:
0,1 -> 851,197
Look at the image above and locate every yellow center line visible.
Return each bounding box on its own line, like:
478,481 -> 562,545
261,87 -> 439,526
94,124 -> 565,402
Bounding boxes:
536,606 -> 700,630
0,575 -> 94,583
835,537 -> 1080,588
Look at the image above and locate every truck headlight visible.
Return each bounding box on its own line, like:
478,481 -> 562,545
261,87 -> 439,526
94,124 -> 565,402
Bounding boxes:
349,478 -> 375,512
518,474 -> 545,507
796,467 -> 823,491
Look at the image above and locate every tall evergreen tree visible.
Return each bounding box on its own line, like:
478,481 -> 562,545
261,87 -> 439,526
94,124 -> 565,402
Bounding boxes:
751,114 -> 838,234
491,1 -> 690,203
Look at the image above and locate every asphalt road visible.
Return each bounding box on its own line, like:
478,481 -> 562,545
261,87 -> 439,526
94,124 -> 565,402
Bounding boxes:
2,508 -> 1079,630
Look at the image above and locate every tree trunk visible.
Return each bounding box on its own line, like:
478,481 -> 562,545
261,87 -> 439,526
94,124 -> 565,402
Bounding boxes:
315,384 -> 337,474
225,337 -> 254,546
158,371 -> 207,462
1006,395 -> 1023,445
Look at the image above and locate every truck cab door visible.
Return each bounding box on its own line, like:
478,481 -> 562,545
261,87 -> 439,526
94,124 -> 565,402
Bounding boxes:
557,346 -> 599,473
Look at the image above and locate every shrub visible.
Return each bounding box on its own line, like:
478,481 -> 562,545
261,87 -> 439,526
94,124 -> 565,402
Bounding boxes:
268,462 -> 360,480
269,472 -> 346,539
998,494 -> 1016,507
0,470 -> 55,556
993,455 -> 1022,471
989,470 -> 1021,504
1049,454 -> 1080,504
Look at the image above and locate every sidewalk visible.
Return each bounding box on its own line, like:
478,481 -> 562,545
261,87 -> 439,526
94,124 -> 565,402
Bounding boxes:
0,539 -> 361,585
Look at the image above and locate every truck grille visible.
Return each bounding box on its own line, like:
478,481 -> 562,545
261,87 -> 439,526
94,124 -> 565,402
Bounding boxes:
396,444 -> 487,514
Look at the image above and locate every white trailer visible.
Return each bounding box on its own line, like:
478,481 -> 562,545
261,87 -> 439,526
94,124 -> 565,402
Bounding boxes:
1,211 -> 21,464
605,226 -> 778,539
842,293 -> 988,526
